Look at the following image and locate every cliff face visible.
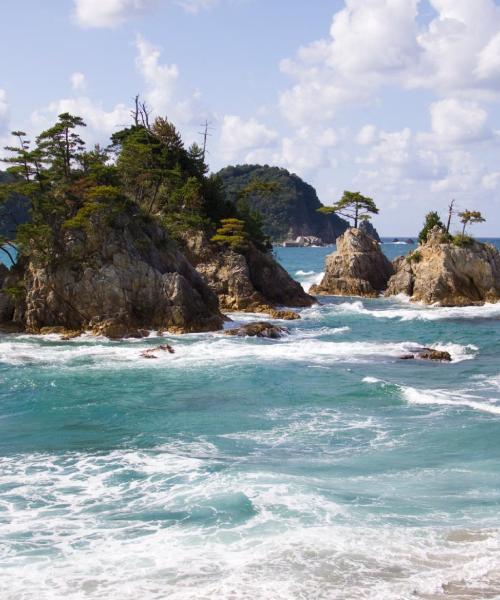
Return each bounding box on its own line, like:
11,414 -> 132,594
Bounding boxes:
181,231 -> 314,311
217,165 -> 349,243
386,229 -> 500,306
310,228 -> 394,297
0,210 -> 224,335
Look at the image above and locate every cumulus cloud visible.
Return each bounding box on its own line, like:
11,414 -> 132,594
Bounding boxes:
280,0 -> 500,126
73,0 -> 217,28
428,98 -> 490,144
220,115 -> 278,161
73,0 -> 154,28
135,35 -> 179,114
31,97 -> 130,136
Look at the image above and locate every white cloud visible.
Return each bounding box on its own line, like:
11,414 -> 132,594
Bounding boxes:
31,97 -> 130,136
482,171 -> 500,190
0,89 -> 8,120
220,115 -> 278,161
428,98 -> 490,143
280,0 -> 500,127
73,0 -> 154,28
356,124 -> 377,145
71,72 -> 87,93
73,0 -> 217,28
279,0 -> 420,125
135,35 -> 179,115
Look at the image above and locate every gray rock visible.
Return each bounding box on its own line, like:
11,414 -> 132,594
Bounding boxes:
2,210 -> 224,336
310,228 -> 394,297
224,321 -> 289,339
181,231 -> 314,312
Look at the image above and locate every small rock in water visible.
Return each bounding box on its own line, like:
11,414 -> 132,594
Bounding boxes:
140,344 -> 175,359
225,321 -> 289,339
417,348 -> 452,362
399,347 -> 452,362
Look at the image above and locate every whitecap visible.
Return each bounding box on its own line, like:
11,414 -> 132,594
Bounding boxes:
402,386 -> 500,416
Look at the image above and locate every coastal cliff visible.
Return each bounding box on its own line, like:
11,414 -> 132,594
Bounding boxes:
181,231 -> 314,312
310,228 -> 393,297
386,228 -> 500,306
0,210 -> 224,336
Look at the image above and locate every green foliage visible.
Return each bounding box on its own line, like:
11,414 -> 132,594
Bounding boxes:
452,233 -> 474,247
328,191 -> 379,228
458,210 -> 485,236
16,223 -> 53,259
4,282 -> 25,300
217,164 -> 348,242
418,211 -> 446,244
1,106 -> 270,269
211,218 -> 249,251
406,250 -> 422,263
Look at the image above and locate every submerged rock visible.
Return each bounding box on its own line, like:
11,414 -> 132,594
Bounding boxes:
0,210 -> 224,336
181,231 -> 314,313
400,347 -> 452,362
310,228 -> 394,297
386,228 -> 500,306
225,321 -> 289,339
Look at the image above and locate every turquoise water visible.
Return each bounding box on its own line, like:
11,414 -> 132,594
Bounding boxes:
1,243 -> 500,599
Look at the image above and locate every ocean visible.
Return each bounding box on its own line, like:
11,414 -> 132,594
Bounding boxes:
1,240 -> 500,599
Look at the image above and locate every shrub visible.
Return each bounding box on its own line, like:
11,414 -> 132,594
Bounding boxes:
406,250 -> 422,263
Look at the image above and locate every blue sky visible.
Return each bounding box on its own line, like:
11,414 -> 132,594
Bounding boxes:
1,0 -> 500,235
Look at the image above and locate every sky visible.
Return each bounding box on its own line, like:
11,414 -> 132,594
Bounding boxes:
1,0 -> 500,235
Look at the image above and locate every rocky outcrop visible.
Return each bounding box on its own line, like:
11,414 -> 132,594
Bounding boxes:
225,321 -> 289,339
310,228 -> 394,297
400,347 -> 452,362
358,221 -> 381,243
0,210 -> 224,335
386,229 -> 500,306
181,231 -> 314,312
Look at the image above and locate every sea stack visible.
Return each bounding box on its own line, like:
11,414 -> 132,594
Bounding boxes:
310,228 -> 394,297
386,227 -> 500,306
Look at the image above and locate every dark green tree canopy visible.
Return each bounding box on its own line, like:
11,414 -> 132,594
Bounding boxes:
418,211 -> 445,244
321,191 -> 379,228
458,210 -> 485,236
0,106 -> 270,267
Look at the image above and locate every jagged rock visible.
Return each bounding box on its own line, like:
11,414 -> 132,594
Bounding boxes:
181,231 -> 314,312
224,321 -> 289,339
400,347 -> 452,362
141,344 -> 175,359
1,210 -> 224,336
386,228 -> 500,306
310,228 -> 394,297
359,221 -> 381,243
